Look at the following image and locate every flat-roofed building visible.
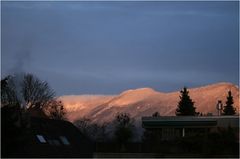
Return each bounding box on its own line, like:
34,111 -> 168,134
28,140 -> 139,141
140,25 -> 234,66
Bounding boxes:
142,116 -> 239,140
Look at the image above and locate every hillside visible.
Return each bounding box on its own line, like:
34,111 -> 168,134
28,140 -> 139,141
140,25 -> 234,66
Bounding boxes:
59,82 -> 239,123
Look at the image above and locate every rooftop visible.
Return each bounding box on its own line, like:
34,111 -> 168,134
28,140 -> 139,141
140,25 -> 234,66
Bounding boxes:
142,116 -> 239,128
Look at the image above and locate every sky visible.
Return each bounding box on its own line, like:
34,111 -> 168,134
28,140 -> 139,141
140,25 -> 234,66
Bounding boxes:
1,1 -> 239,95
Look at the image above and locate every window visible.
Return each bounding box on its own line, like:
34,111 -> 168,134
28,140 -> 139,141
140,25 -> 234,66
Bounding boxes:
36,135 -> 47,143
59,136 -> 70,145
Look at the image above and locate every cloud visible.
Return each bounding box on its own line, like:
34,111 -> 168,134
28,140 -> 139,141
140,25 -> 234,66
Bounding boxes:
1,1 -> 238,95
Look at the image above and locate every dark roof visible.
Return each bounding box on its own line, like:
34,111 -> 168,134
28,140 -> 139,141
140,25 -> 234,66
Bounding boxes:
2,109 -> 94,158
143,120 -> 217,128
142,116 -> 239,129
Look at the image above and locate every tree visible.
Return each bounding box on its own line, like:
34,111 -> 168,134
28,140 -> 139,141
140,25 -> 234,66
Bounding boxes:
113,113 -> 135,144
1,75 -> 19,107
152,111 -> 160,117
176,87 -> 197,116
222,91 -> 236,115
22,73 -> 55,109
44,99 -> 66,120
74,118 -> 92,135
1,73 -> 64,119
74,118 -> 108,142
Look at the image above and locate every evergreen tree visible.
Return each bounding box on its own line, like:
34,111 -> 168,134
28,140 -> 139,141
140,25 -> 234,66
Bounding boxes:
222,91 -> 236,115
152,111 -> 160,117
176,87 -> 197,116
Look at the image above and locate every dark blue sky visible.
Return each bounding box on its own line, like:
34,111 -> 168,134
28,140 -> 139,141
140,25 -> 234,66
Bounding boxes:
1,1 -> 239,95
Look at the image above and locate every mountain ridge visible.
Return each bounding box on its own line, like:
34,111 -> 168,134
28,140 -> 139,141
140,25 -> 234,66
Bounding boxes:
59,82 -> 239,123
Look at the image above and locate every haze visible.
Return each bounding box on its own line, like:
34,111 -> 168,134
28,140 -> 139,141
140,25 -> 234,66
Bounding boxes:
1,1 -> 239,95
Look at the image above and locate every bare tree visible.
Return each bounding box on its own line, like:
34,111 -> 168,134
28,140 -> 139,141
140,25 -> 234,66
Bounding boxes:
22,73 -> 55,109
113,113 -> 135,143
74,118 -> 108,142
1,73 -> 65,119
74,118 -> 92,134
44,99 -> 66,120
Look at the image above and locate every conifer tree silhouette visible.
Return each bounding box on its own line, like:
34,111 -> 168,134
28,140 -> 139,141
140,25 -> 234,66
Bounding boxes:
222,91 -> 236,115
176,87 -> 197,116
152,111 -> 160,117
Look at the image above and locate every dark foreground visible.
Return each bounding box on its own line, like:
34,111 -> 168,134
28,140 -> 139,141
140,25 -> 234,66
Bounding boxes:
2,106 -> 239,158
93,140 -> 239,158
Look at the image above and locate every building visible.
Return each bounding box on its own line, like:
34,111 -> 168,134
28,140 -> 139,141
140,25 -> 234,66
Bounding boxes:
142,116 -> 239,140
2,106 -> 94,158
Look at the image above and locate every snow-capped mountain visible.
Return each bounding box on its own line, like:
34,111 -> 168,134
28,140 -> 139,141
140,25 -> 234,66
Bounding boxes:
59,82 -> 239,123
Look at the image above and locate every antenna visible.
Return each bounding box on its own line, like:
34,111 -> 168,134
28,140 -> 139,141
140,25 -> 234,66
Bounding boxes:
216,100 -> 223,116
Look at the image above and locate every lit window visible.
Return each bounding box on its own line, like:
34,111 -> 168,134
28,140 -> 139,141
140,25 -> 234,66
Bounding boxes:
59,136 -> 70,145
36,135 -> 47,143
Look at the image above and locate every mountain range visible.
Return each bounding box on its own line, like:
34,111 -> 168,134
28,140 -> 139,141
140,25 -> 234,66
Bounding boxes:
59,82 -> 239,123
